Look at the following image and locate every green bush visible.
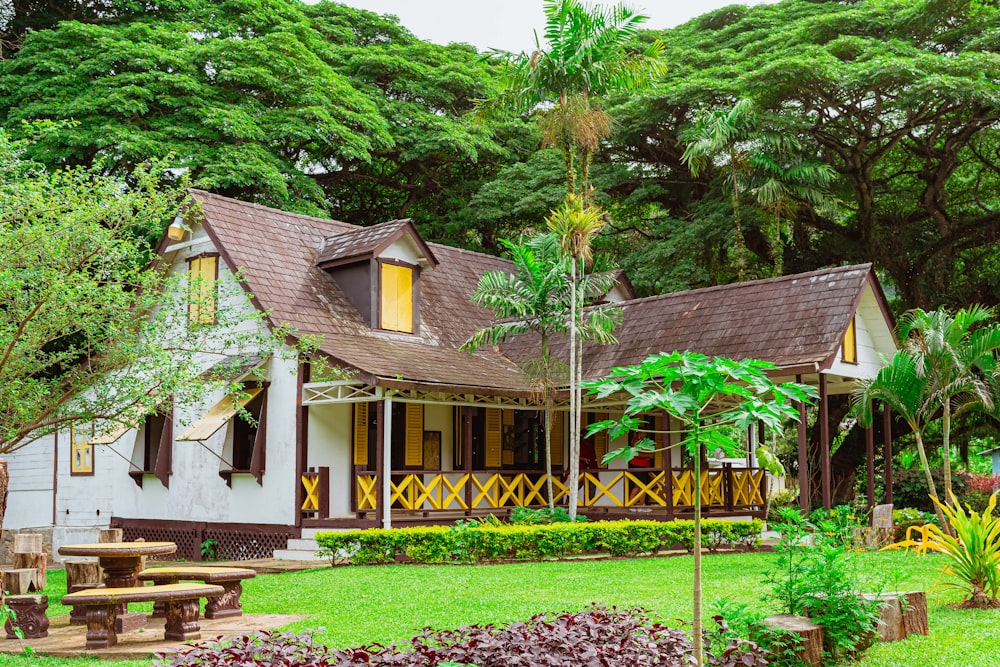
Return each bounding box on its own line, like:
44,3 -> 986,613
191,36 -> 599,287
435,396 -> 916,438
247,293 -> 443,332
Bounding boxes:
892,507 -> 939,542
315,519 -> 762,565
892,468 -> 969,512
509,506 -> 586,525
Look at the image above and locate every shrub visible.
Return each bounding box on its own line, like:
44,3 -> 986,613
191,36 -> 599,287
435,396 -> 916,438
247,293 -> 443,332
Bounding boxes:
153,629 -> 335,666
892,467 -> 969,512
315,519 -> 763,565
334,606 -> 770,667
892,507 -> 938,542
767,487 -> 800,524
509,505 -> 586,525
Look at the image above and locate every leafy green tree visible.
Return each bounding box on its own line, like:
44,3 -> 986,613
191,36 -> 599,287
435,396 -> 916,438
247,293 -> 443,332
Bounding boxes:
0,129 -> 322,534
897,306 -> 1000,500
585,351 -> 815,667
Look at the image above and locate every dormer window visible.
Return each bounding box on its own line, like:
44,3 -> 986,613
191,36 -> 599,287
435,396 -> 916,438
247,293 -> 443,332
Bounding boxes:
188,253 -> 218,325
380,261 -> 414,333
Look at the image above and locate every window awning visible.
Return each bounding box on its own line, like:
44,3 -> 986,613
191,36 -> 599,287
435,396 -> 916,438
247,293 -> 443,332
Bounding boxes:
178,388 -> 263,442
90,422 -> 135,445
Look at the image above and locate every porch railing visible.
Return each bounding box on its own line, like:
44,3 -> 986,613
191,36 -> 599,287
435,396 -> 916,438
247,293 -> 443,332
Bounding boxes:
350,465 -> 766,514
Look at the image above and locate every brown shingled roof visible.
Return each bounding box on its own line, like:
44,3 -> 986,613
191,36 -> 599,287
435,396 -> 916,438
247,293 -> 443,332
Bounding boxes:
502,264 -> 881,381
190,190 -> 528,391
188,190 -> 885,395
315,219 -> 438,268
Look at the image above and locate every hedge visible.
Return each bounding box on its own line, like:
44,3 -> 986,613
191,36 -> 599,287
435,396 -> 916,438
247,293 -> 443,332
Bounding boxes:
314,519 -> 763,565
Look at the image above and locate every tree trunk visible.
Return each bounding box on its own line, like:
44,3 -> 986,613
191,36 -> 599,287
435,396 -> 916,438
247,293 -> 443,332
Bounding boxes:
914,433 -> 947,527
693,422 -> 704,667
0,459 -> 7,608
942,402 -> 953,503
567,258 -> 580,520
542,335 -> 555,509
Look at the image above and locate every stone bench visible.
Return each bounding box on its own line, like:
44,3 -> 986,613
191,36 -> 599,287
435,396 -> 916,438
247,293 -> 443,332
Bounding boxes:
62,583 -> 224,649
137,566 -> 256,619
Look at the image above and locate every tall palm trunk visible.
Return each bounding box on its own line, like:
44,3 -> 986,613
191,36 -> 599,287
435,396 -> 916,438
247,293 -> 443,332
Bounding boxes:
567,257 -> 580,520
915,432 -> 947,528
541,333 -> 555,509
942,401 -> 954,503
692,421 -> 705,667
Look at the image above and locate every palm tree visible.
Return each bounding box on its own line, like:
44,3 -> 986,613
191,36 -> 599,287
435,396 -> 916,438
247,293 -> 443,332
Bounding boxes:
547,196 -> 612,519
897,306 -> 1000,501
852,351 -> 947,527
480,0 -> 666,199
681,99 -> 837,280
462,236 -> 570,507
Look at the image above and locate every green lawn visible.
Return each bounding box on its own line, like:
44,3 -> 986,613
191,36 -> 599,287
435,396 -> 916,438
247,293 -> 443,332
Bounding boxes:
1,550 -> 995,666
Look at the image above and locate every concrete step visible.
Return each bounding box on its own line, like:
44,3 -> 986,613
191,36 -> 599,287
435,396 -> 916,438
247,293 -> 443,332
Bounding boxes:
272,549 -> 325,562
285,538 -> 320,551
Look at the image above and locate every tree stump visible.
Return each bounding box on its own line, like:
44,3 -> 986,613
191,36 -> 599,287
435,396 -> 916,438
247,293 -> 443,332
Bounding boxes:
762,614 -> 824,666
900,590 -> 929,636
863,593 -> 905,643
12,552 -> 46,590
98,528 -> 123,544
3,568 -> 36,595
11,533 -> 43,555
66,560 -> 102,624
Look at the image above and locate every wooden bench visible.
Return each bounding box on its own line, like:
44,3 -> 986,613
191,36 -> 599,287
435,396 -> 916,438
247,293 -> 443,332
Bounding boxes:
62,583 -> 224,649
137,566 -> 256,619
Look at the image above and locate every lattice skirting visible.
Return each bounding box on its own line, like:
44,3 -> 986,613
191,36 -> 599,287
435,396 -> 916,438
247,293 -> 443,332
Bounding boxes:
110,518 -> 295,561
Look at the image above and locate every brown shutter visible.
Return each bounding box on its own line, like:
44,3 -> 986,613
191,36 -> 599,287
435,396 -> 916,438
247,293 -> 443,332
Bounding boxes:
593,412 -> 609,468
353,403 -> 369,466
550,412 -> 564,466
154,413 -> 173,488
654,413 -> 664,468
485,408 -> 502,468
405,403 -> 423,467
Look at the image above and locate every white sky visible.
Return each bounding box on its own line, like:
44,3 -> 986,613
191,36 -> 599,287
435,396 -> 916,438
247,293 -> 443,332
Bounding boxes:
329,1 -> 778,52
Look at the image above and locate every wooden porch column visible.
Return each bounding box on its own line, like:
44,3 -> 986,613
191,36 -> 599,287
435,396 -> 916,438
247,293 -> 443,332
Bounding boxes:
819,374 -> 832,510
865,404 -> 875,512
664,412 -> 674,520
796,374 -> 810,513
381,396 -> 394,529
374,400 -> 385,528
294,361 -> 310,528
883,404 -> 893,505
463,406 -> 473,514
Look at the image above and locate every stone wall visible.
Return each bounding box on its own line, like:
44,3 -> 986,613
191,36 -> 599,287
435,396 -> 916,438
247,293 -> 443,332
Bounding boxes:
0,528 -> 53,567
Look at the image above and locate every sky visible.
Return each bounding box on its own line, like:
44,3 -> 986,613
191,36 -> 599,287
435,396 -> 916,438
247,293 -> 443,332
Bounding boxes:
330,1 -> 778,53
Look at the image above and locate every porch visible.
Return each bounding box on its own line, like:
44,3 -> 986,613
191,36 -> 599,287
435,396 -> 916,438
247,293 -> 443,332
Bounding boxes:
298,465 -> 768,528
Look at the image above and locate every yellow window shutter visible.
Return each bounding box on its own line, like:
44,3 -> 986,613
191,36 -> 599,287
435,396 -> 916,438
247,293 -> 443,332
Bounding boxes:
653,413 -> 664,468
485,408 -> 502,468
549,412 -> 564,466
380,263 -> 414,333
405,403 -> 423,467
843,317 -> 857,363
594,412 -> 608,468
353,403 -> 369,466
178,387 -> 262,441
189,256 -> 218,325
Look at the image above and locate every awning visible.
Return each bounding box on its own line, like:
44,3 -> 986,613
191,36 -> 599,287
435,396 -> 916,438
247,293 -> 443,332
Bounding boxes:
90,422 -> 135,445
178,388 -> 262,442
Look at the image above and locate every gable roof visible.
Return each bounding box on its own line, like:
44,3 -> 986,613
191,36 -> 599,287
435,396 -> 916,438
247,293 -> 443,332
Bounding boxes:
503,263 -> 891,380
186,190 -> 893,395
315,219 -> 438,269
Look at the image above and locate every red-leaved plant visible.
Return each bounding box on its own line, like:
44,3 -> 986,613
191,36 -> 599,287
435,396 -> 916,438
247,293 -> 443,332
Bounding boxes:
155,607 -> 769,667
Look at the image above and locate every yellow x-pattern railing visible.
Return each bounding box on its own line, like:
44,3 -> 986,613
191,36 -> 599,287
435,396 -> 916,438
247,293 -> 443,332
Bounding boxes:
301,473 -> 320,511
354,470 -> 763,511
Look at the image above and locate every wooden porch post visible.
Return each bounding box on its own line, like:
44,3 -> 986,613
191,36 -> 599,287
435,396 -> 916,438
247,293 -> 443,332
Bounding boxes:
381,396 -> 394,529
294,362 -> 309,528
819,374 -> 832,510
865,402 -> 875,512
883,404 -> 893,505
463,407 -> 473,514
796,374 -> 810,513
375,400 -> 385,528
664,412 -> 674,520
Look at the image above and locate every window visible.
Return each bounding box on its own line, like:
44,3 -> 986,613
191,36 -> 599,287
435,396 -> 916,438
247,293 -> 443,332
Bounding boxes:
178,386 -> 267,486
380,262 -> 414,333
188,254 -> 218,325
70,423 -> 94,476
843,317 -> 858,364
129,412 -> 172,488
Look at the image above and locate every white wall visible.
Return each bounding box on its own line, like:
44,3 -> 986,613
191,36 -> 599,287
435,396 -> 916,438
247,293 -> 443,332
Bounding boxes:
306,402 -> 353,517
4,435 -> 55,530
827,284 -> 896,379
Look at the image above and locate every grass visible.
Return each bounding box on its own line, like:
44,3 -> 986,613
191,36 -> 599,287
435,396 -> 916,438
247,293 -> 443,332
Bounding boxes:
1,549 -> 995,666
